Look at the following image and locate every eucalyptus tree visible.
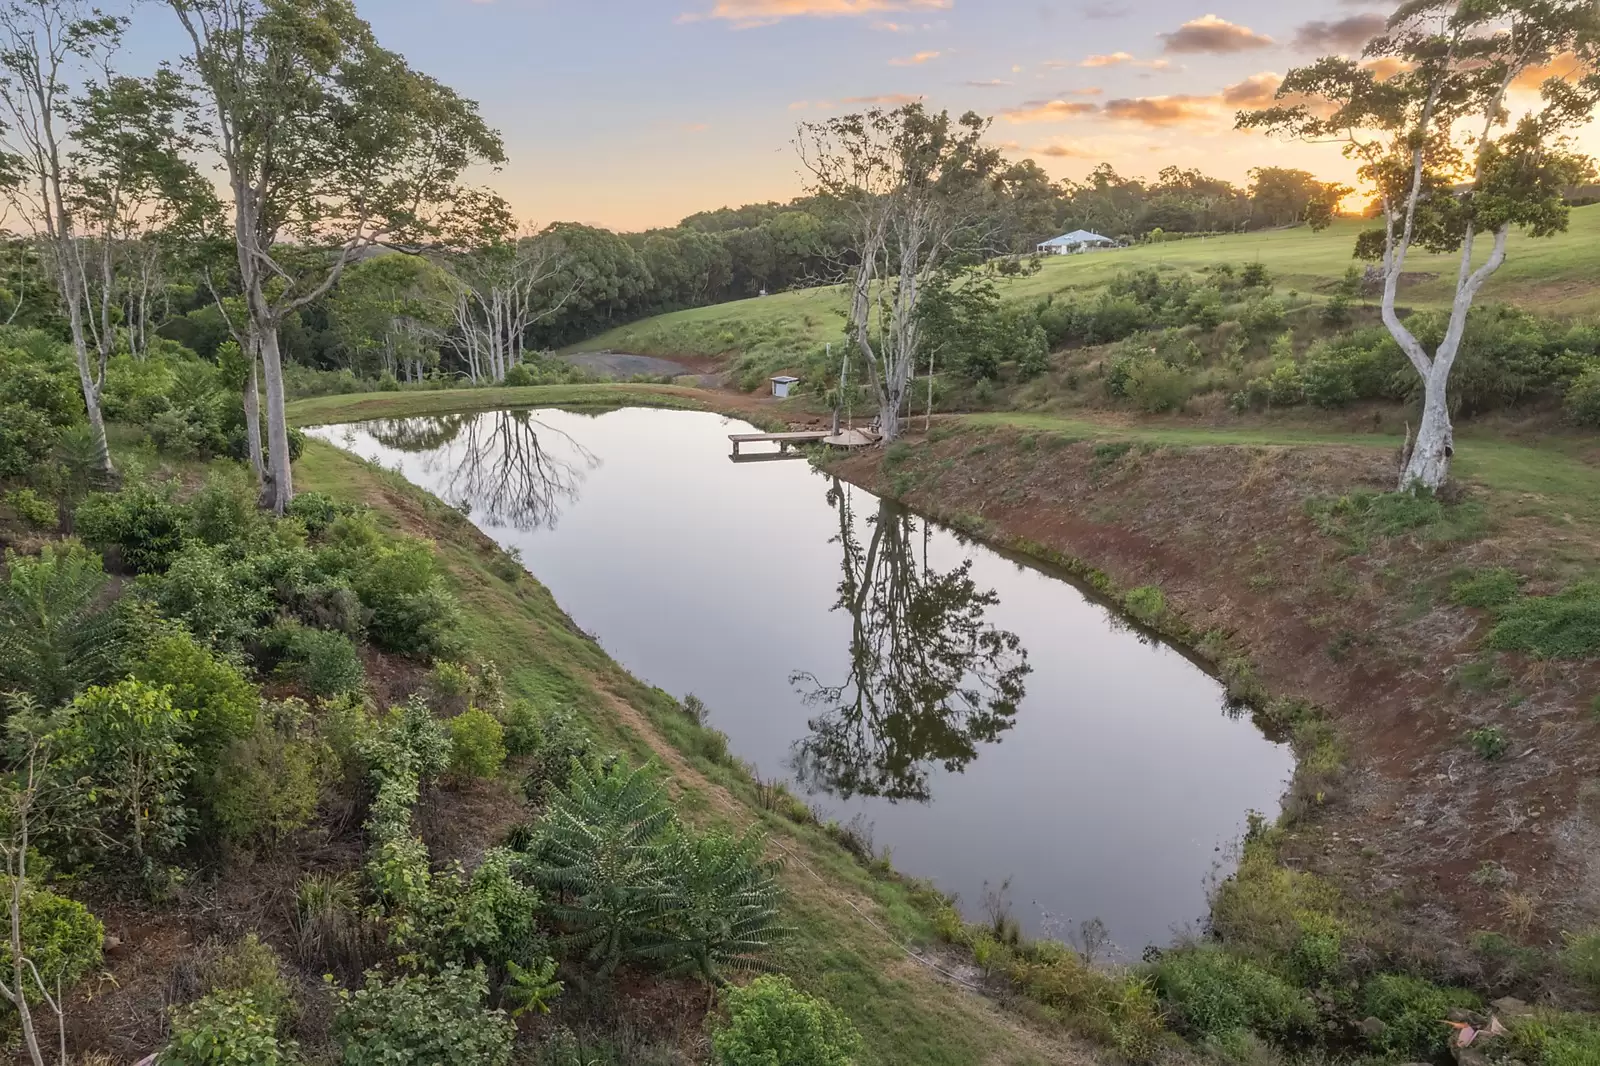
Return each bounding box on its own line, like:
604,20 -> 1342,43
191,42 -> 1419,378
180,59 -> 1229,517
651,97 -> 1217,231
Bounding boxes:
439,229 -> 576,384
330,252 -> 452,381
797,105 -> 1001,441
0,1 -> 123,476
1239,0 -> 1600,489
166,0 -> 510,512
790,479 -> 1029,802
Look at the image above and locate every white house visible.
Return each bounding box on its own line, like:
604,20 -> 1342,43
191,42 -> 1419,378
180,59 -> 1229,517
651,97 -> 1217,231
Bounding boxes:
1037,230 -> 1119,255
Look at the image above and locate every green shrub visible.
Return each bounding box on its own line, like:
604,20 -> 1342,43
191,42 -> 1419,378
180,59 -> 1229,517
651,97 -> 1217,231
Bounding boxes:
134,630 -> 260,756
1567,366 -> 1600,427
348,539 -> 462,659
1007,946 -> 1166,1058
330,965 -> 513,1066
190,468 -> 264,547
1486,582 -> 1600,659
51,679 -> 195,878
519,705 -> 594,797
1153,945 -> 1314,1043
0,540 -> 130,705
713,975 -> 862,1066
4,488 -> 57,528
160,989 -> 293,1066
145,544 -> 274,652
266,622 -> 366,697
212,702 -> 330,851
1562,930 -> 1600,995
1467,725 -> 1509,760
1124,585 -> 1166,625
75,482 -> 192,573
1360,973 -> 1481,1059
286,491 -> 348,534
502,362 -> 536,387
498,699 -> 541,757
1127,360 -> 1191,413
202,933 -> 296,1021
1451,567 -> 1522,608
1307,488 -> 1484,552
0,888 -> 103,1003
448,707 -> 507,780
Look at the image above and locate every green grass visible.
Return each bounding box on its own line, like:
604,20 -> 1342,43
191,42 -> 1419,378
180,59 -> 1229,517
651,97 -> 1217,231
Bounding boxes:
292,439 -> 1065,1066
566,205 -> 1600,365
285,383 -> 716,427
958,411 -> 1600,527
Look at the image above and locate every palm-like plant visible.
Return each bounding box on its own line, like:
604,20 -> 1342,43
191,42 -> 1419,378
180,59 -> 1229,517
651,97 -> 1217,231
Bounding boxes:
0,542 -> 127,705
653,826 -> 787,983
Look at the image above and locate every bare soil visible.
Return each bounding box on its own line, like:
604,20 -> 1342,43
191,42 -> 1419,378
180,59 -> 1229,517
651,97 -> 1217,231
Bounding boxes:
825,425 -> 1600,969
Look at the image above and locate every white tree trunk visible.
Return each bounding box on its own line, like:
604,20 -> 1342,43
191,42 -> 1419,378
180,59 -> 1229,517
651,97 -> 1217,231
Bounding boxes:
258,326 -> 293,514
243,337 -> 264,488
1403,370 -> 1453,489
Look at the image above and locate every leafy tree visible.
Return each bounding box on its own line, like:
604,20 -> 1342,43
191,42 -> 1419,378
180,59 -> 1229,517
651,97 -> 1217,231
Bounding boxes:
167,0 -> 509,512
798,104 -> 1001,440
1239,0 -> 1600,488
657,826 -> 786,983
1248,167 -> 1351,228
329,254 -> 452,381
791,480 -> 1029,802
133,630 -> 260,757
49,679 -> 195,877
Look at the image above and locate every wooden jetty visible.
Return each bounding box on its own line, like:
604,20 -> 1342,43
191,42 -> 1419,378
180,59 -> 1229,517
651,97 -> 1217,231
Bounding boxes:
728,428 -> 879,458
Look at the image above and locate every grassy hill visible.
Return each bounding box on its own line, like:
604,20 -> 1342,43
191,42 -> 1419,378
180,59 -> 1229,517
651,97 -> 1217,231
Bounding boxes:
564,206 -> 1600,386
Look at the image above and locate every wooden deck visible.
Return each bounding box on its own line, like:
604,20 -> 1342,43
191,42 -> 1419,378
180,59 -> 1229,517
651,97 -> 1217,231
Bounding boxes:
728,429 -> 880,456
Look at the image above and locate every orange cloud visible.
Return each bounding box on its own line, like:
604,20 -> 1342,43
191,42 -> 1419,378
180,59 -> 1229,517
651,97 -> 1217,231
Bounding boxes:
840,92 -> 924,105
1513,52 -> 1590,92
680,0 -> 952,28
1033,143 -> 1092,158
889,50 -> 941,65
1220,72 -> 1282,107
871,19 -> 909,31
1103,94 -> 1218,126
1360,57 -> 1410,82
1160,14 -> 1274,54
1079,52 -> 1170,70
965,79 -> 1013,87
1001,99 -> 1101,123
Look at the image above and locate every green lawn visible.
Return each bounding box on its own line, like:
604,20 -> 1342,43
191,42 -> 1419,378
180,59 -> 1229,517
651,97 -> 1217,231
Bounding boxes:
286,383 -> 716,427
567,204 -> 1600,364
962,410 -> 1600,528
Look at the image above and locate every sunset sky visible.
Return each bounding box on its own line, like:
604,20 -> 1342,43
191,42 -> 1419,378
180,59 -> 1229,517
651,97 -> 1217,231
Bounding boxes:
131,0 -> 1591,232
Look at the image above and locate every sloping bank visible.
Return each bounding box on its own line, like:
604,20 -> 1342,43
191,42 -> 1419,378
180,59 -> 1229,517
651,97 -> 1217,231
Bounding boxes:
288,387 -> 1099,1066
819,418 -> 1600,1002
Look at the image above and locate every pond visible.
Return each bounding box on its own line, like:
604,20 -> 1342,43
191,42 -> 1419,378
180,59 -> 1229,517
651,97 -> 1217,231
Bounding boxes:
307,406 -> 1293,955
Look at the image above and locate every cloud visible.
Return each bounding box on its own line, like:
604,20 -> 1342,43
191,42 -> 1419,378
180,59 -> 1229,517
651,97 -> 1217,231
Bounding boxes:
889,50 -> 941,65
1000,98 -> 1101,123
965,78 -> 1013,87
1102,94 -> 1218,125
1360,56 -> 1410,81
1512,51 -> 1590,91
1160,14 -> 1274,54
1033,143 -> 1092,157
679,0 -> 951,28
1292,13 -> 1386,52
1220,72 -> 1281,107
1080,51 -> 1171,69
871,19 -> 909,30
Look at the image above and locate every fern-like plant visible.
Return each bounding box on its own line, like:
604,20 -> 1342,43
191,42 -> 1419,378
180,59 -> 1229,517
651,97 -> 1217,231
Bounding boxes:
522,758 -> 676,981
654,826 -> 787,983
0,541 -> 129,704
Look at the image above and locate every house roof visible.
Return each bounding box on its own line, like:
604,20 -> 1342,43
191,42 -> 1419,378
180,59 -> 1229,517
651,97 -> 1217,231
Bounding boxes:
1039,230 -> 1115,246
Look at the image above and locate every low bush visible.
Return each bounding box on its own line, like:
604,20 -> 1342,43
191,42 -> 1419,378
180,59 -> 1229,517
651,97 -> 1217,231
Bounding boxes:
1451,567 -> 1522,609
502,362 -> 536,387
1561,929 -> 1600,995
330,965 -> 514,1066
211,701 -> 330,851
498,699 -> 541,757
1153,945 -> 1314,1044
286,491 -> 349,534
145,544 -> 273,651
1127,360 -> 1191,413
202,933 -> 297,1020
712,975 -> 862,1066
1486,582 -> 1600,659
0,540 -> 130,705
4,488 -> 57,528
1306,488 -> 1484,552
1567,366 -> 1600,427
0,888 -> 104,1003
190,468 -> 264,547
160,989 -> 294,1066
519,705 -> 594,798
448,706 -> 507,780
347,538 -> 462,660
266,622 -> 366,697
1360,973 -> 1481,1060
75,481 -> 192,573
1008,945 -> 1166,1059
1124,585 -> 1166,625
134,630 -> 260,757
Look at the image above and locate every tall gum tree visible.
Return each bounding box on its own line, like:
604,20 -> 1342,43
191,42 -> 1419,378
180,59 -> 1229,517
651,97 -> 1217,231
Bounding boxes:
0,1 -> 126,478
167,0 -> 509,512
1239,0 -> 1600,490
797,105 -> 1000,442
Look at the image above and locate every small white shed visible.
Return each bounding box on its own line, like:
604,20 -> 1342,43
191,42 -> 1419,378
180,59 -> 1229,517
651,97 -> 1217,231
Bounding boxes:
770,375 -> 799,398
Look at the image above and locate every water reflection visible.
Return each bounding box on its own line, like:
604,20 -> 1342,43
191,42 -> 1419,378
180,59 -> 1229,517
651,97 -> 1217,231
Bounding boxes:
369,411 -> 599,531
789,478 -> 1031,803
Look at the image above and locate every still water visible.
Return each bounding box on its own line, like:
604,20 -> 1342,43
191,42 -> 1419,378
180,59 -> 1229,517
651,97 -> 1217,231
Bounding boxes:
307,407 -> 1292,954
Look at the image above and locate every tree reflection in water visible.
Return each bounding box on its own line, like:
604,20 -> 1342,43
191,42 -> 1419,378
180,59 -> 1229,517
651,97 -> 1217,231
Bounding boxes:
369,410 -> 599,531
790,478 -> 1030,803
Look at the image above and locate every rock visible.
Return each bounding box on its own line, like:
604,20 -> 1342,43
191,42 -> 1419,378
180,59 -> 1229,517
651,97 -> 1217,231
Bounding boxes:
1448,1007 -> 1486,1025
1491,996 -> 1533,1018
103,934 -> 122,951
1359,1016 -> 1388,1039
